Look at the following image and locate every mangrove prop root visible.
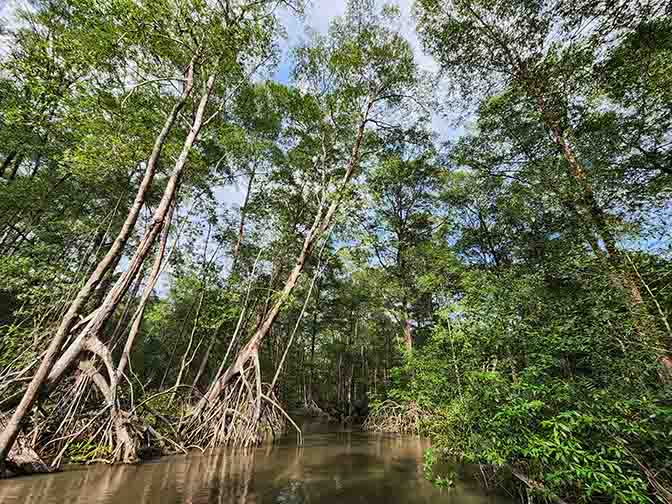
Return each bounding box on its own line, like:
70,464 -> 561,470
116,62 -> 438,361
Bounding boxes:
181,355 -> 294,448
363,400 -> 427,434
0,414 -> 50,478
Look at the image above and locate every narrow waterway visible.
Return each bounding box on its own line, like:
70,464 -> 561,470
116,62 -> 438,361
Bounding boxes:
0,421 -> 512,503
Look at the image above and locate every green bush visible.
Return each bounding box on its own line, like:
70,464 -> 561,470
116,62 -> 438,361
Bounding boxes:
385,269 -> 672,503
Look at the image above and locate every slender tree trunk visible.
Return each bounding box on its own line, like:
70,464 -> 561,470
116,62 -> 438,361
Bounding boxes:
232,166 -> 256,271
463,10 -> 644,308
373,365 -> 377,394
385,330 -> 390,383
308,280 -> 321,403
112,201 -> 175,394
191,339 -> 215,396
195,211 -> 326,411
403,318 -> 413,353
54,76 -> 212,465
46,75 -> 214,389
88,243 -> 124,316
337,353 -> 343,405
525,81 -> 644,306
547,123 -> 643,306
348,363 -> 354,416
30,148 -> 45,178
170,291 -> 206,406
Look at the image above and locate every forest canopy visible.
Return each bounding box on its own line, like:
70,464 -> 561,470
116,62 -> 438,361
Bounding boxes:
0,0 -> 671,502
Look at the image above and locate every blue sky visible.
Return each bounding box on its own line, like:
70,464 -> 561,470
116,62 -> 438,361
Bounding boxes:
0,0 -> 15,18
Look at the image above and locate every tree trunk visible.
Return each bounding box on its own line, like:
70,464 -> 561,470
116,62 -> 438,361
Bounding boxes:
403,318 -> 413,353
232,166 -> 256,271
462,11 -> 644,308
170,291 -> 206,406
308,280 -> 321,403
113,201 -> 175,394
0,66 -> 197,468
45,75 -> 214,390
191,339 -> 215,396
547,124 -> 644,306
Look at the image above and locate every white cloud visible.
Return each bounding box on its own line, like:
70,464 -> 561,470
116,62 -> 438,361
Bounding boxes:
301,0 -> 348,34
0,0 -> 21,58
279,0 -> 437,70
0,0 -> 17,18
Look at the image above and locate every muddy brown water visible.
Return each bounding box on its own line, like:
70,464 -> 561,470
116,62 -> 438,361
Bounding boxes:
0,420 -> 513,504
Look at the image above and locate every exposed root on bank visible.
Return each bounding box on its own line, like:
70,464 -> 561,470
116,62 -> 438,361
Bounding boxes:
0,414 -> 50,478
302,398 -> 330,418
181,351 -> 299,448
362,400 -> 426,434
4,368 -> 171,472
1,352 -> 301,474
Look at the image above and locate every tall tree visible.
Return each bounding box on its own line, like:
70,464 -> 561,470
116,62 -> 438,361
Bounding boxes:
189,0 -> 425,429
415,0 -> 671,308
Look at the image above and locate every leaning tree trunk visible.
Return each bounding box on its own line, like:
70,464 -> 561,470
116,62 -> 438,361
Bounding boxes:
33,76 -> 213,466
529,88 -> 672,375
527,84 -> 644,307
95,202 -> 174,464
0,63 -> 197,471
549,125 -> 644,305
189,98 -> 374,428
46,75 -> 215,388
112,201 -> 175,396
461,11 -> 644,309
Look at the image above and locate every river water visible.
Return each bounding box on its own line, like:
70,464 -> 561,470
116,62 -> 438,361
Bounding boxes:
0,421 -> 512,504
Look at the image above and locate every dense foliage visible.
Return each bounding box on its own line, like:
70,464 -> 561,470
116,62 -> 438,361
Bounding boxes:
0,0 -> 670,502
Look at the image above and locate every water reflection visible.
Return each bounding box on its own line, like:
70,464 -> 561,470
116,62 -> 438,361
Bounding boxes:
0,423 -> 511,504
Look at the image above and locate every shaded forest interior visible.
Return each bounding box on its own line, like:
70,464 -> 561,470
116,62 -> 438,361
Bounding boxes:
0,0 -> 671,502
